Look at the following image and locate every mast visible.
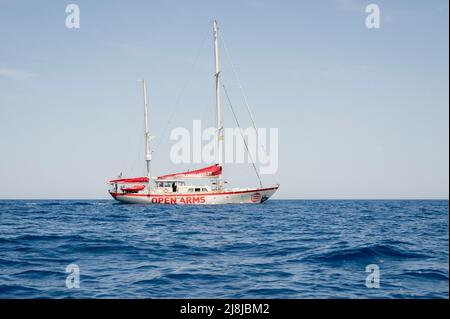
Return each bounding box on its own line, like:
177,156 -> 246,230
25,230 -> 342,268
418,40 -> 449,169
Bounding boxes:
213,20 -> 224,190
142,80 -> 152,181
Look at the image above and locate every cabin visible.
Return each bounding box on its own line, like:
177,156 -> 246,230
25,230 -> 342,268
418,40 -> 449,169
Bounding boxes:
153,180 -> 211,194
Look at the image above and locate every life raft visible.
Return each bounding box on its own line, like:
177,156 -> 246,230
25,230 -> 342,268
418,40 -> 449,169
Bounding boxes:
121,185 -> 146,193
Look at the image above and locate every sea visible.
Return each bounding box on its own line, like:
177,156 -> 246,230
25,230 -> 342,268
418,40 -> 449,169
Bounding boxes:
0,200 -> 448,299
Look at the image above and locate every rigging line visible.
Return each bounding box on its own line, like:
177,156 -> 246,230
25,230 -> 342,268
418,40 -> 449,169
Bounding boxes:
221,32 -> 280,185
220,33 -> 258,132
153,29 -> 210,153
222,84 -> 263,188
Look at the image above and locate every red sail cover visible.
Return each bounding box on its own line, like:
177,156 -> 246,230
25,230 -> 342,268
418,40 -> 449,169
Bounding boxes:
109,177 -> 149,184
157,164 -> 222,180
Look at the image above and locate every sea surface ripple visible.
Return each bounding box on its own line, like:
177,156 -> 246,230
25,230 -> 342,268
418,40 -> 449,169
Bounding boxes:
0,200 -> 448,298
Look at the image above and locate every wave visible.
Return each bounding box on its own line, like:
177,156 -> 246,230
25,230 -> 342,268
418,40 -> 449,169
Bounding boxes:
131,277 -> 172,286
0,258 -> 34,268
0,284 -> 42,298
264,246 -> 308,257
13,269 -> 63,279
39,202 -> 63,207
0,234 -> 87,244
39,201 -> 94,207
233,287 -> 300,298
307,244 -> 429,263
401,269 -> 449,281
70,201 -> 94,206
164,272 -> 230,281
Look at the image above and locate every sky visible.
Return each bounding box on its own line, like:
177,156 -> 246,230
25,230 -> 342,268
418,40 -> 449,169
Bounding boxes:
0,0 -> 448,199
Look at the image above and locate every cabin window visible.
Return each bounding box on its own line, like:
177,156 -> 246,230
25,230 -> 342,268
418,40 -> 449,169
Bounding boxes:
195,188 -> 201,192
188,188 -> 194,192
202,188 -> 207,192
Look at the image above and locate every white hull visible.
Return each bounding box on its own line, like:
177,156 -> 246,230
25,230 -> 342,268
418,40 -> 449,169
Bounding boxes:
110,186 -> 278,205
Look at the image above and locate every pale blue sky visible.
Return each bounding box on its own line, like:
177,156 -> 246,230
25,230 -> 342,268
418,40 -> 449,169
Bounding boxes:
0,0 -> 448,199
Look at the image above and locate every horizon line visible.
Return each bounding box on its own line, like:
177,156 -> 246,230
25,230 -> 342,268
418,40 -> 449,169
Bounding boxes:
0,198 -> 448,201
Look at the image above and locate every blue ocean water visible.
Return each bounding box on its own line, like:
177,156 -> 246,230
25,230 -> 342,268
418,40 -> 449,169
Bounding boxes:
0,200 -> 448,299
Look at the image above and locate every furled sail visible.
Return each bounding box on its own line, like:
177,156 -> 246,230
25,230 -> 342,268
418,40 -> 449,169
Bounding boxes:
157,164 -> 222,180
109,177 -> 149,184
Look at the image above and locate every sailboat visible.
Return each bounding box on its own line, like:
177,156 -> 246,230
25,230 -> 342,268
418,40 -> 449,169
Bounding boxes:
108,20 -> 279,204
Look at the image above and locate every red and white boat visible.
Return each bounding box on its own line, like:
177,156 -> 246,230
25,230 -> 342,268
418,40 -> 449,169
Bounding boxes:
108,20 -> 279,204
